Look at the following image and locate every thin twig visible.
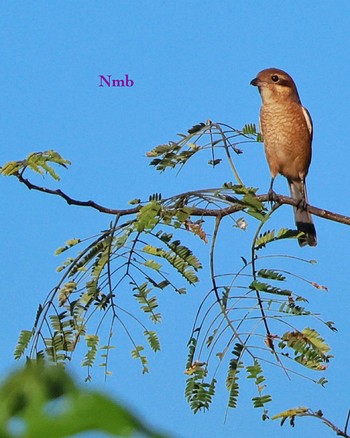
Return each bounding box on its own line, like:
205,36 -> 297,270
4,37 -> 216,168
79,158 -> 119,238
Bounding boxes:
345,409 -> 350,436
297,409 -> 350,437
209,215 -> 254,359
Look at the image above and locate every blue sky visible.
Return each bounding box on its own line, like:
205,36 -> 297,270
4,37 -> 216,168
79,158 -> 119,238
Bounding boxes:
1,2 -> 350,437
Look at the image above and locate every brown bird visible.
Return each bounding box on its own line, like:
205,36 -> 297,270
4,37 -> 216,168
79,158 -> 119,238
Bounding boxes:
250,68 -> 317,247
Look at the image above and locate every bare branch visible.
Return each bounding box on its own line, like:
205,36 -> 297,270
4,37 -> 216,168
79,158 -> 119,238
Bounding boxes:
17,173 -> 141,215
296,409 -> 350,437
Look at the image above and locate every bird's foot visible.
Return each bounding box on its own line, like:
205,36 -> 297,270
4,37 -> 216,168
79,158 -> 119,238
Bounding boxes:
267,189 -> 280,206
296,197 -> 307,210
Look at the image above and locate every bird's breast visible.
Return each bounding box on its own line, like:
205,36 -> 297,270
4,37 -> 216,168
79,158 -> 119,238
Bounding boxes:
260,102 -> 312,180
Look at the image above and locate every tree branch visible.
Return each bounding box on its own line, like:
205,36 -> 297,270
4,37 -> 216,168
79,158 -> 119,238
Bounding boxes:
296,409 -> 350,437
17,173 -> 141,216
17,173 -> 350,226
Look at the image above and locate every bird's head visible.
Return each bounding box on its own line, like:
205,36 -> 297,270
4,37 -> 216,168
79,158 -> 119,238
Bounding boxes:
250,68 -> 301,104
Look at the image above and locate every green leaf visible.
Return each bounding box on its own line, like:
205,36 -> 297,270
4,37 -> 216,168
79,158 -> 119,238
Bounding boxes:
0,160 -> 23,176
250,280 -> 292,296
252,394 -> 272,408
0,363 -> 168,437
131,346 -> 149,374
279,328 -> 332,370
246,360 -> 265,380
175,206 -> 192,223
58,281 -> 77,306
246,360 -> 271,411
55,238 -> 81,255
144,330 -> 160,352
146,124 -> 206,172
144,259 -> 162,271
226,361 -> 241,406
256,132 -> 263,142
255,228 -> 299,250
257,269 -> 286,282
242,123 -> 257,135
185,369 -> 216,413
133,282 -> 161,323
224,343 -> 244,408
186,337 -> 197,369
14,330 -> 33,360
188,122 -> 206,134
206,328 -> 218,348
135,201 -> 161,232
82,335 -> 99,368
1,150 -> 71,180
70,240 -> 105,276
128,198 -> 141,205
272,406 -> 309,423
143,235 -> 201,285
242,192 -> 265,211
56,256 -> 75,272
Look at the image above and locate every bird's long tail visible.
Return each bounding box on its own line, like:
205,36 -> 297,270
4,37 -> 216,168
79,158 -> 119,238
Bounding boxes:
289,181 -> 317,247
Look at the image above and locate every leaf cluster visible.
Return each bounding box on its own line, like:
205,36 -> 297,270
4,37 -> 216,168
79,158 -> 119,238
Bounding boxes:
147,121 -> 259,175
3,121 -> 339,430
15,197 -> 202,378
0,150 -> 70,181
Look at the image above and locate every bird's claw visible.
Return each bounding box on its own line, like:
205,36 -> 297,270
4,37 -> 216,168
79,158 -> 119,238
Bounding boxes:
267,189 -> 280,206
296,197 -> 307,210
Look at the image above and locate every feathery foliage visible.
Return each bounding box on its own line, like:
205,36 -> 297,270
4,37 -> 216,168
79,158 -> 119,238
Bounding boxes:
4,121 -> 337,428
0,150 -> 70,180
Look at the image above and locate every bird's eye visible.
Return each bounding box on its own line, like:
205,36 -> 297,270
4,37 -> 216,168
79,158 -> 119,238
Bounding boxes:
271,75 -> 279,82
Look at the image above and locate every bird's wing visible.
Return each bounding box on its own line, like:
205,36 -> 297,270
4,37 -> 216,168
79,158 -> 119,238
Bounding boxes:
258,117 -> 263,139
301,106 -> 313,141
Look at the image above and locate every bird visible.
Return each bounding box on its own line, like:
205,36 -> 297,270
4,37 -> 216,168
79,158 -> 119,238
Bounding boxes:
250,68 -> 317,247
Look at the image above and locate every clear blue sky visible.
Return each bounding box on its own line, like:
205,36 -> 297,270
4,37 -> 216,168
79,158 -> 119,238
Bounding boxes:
1,2 -> 350,437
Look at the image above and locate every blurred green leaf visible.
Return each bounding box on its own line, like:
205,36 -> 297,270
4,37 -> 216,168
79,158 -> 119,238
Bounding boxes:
0,362 -> 169,438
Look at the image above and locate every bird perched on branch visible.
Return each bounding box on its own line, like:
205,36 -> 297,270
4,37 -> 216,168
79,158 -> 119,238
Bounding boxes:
250,68 -> 317,247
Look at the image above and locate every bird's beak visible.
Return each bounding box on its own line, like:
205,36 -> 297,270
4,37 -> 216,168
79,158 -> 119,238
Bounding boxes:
250,78 -> 259,86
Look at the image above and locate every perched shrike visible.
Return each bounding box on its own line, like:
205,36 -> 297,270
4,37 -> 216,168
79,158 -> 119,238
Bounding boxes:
250,68 -> 317,247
